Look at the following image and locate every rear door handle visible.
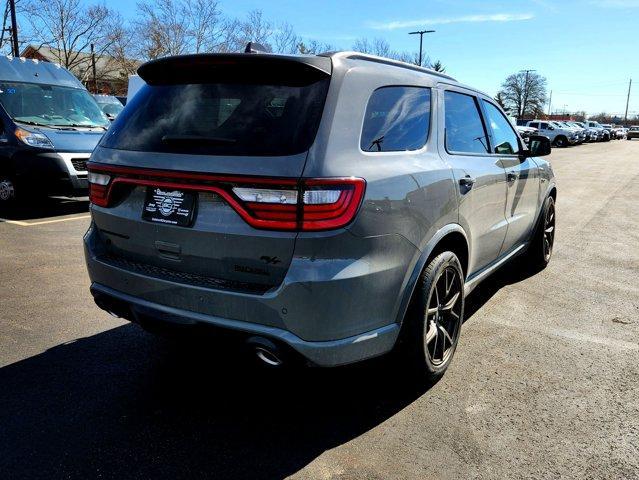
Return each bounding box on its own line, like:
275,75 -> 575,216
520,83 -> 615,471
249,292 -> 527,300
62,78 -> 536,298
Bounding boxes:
507,171 -> 518,183
459,175 -> 476,188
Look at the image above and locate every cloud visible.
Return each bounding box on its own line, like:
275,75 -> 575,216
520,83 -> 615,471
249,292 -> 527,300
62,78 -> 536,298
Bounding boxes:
591,0 -> 639,7
368,13 -> 535,31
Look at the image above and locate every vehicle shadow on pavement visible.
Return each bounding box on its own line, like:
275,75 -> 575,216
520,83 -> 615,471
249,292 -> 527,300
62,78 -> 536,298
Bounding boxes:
0,324 -> 429,480
0,196 -> 89,221
464,258 -> 538,321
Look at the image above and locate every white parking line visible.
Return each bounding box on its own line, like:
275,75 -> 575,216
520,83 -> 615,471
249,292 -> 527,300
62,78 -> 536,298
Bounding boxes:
0,215 -> 91,226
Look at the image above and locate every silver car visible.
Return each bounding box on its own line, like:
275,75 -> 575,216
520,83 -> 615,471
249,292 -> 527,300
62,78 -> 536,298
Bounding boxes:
84,51 -> 556,381
526,120 -> 580,147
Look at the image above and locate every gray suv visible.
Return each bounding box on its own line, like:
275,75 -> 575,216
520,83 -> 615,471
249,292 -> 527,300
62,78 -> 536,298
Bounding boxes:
84,51 -> 556,381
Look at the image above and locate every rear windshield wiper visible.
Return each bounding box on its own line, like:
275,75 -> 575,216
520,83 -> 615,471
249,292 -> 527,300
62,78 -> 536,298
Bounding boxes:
161,135 -> 237,145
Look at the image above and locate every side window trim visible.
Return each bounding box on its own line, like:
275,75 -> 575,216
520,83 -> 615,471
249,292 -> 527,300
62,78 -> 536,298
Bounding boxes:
479,98 -> 522,157
442,88 -> 492,156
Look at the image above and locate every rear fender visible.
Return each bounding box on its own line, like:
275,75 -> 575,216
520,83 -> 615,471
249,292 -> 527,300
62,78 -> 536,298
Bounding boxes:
393,223 -> 469,328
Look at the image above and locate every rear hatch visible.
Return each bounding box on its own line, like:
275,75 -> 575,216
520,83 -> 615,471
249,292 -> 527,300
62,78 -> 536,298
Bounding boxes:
87,54 -> 332,293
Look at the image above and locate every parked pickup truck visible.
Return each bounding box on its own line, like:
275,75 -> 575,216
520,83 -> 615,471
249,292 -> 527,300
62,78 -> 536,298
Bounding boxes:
526,120 -> 580,147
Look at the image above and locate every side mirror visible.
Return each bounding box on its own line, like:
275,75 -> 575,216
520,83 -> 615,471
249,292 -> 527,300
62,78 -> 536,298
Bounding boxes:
547,126 -> 555,131
523,135 -> 552,157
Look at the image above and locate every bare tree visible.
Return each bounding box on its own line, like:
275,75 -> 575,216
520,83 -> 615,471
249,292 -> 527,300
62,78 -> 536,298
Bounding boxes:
231,9 -> 273,51
429,59 -> 446,73
135,0 -> 190,59
297,39 -> 334,55
352,37 -> 418,64
494,92 -> 507,110
104,22 -> 139,77
272,22 -> 300,54
184,0 -> 226,53
22,0 -> 115,71
498,71 -> 548,119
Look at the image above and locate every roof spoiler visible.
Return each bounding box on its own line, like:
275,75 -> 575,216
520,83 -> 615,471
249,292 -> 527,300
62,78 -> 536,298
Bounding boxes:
137,53 -> 332,87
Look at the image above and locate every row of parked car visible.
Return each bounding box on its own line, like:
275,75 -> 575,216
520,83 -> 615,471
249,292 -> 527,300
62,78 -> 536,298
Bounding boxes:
516,119 -> 638,147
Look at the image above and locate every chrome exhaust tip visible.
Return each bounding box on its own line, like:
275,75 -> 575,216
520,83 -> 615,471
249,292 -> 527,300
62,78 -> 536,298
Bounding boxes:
255,346 -> 283,366
247,337 -> 284,367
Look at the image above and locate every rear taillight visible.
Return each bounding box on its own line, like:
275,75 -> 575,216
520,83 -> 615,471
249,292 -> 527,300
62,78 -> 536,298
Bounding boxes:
87,164 -> 365,231
88,172 -> 111,207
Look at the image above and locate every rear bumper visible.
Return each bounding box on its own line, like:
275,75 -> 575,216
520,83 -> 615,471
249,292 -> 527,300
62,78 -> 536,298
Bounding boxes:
84,222 -> 418,366
90,282 -> 400,367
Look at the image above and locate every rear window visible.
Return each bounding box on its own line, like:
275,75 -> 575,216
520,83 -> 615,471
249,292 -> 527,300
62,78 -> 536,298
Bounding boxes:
360,86 -> 431,152
100,80 -> 330,156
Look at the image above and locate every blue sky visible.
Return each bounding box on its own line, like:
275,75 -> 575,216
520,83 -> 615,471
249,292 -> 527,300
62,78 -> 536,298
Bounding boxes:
108,0 -> 639,115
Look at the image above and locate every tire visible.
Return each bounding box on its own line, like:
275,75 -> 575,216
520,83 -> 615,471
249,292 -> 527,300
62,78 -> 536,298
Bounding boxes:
396,252 -> 465,383
0,176 -> 17,207
553,136 -> 567,148
523,196 -> 555,271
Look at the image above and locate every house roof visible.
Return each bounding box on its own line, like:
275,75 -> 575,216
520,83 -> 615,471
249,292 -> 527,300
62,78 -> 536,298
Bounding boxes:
21,45 -> 140,82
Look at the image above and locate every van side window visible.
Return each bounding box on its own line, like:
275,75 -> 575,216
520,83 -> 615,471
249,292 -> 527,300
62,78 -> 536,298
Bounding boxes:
360,86 -> 430,152
481,100 -> 520,155
444,91 -> 489,154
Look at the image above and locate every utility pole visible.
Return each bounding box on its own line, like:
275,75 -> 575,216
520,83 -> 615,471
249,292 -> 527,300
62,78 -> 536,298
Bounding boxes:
624,78 -> 632,124
8,0 -> 18,57
547,90 -> 552,117
91,43 -> 97,93
520,69 -> 536,119
408,29 -> 435,67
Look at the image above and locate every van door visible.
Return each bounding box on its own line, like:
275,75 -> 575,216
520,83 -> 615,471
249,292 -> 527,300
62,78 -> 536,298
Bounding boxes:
440,88 -> 508,275
480,99 -> 540,253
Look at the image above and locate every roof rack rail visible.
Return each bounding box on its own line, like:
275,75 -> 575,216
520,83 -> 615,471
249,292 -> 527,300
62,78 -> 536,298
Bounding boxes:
320,51 -> 456,81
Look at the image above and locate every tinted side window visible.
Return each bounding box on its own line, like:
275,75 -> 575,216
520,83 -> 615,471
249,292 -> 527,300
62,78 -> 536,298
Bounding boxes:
529,122 -> 539,128
444,91 -> 489,154
482,101 -> 521,155
540,123 -> 549,129
360,86 -> 430,152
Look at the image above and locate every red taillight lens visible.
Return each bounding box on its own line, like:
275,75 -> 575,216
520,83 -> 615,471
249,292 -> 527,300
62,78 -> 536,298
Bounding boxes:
300,179 -> 366,231
87,163 -> 365,231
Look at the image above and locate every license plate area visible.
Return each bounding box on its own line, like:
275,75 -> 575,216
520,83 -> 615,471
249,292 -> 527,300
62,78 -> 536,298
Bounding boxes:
142,187 -> 196,227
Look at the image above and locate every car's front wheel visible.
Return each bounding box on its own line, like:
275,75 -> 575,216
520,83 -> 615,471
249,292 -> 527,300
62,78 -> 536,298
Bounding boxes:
553,136 -> 567,147
398,252 -> 465,383
0,177 -> 17,206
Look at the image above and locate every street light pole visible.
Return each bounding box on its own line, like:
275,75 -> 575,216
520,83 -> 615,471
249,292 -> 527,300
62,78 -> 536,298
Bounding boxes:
408,29 -> 435,66
624,78 -> 632,124
520,69 -> 536,119
91,43 -> 97,93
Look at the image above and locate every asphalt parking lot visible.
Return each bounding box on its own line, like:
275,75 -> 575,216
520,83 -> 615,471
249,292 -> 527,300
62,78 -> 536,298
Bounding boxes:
1,141 -> 638,479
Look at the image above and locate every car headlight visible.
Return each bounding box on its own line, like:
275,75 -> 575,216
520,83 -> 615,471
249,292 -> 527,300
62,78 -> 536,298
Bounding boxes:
14,128 -> 54,149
